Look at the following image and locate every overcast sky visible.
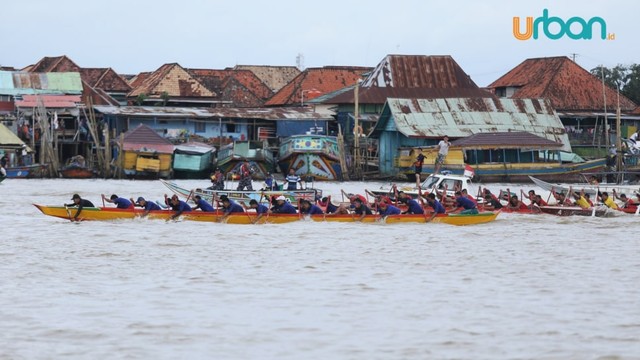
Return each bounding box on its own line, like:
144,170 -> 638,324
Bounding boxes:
2,0 -> 637,86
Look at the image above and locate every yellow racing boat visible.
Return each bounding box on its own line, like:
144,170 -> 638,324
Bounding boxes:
33,204 -> 499,226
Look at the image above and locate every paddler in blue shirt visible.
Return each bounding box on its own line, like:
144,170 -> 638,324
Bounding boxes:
397,191 -> 424,214
378,200 -> 401,217
102,194 -> 133,209
192,195 -> 215,212
454,191 -> 479,214
164,194 -> 192,220
130,196 -> 162,217
218,195 -> 245,222
425,193 -> 446,222
271,195 -> 297,214
247,199 -> 269,224
299,199 -> 324,215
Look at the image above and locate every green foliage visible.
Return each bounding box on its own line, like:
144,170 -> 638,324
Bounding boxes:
135,93 -> 147,106
590,64 -> 640,105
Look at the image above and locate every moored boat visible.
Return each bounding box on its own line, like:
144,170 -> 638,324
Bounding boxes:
537,205 -> 619,217
217,140 -> 275,180
278,135 -> 342,181
160,179 -> 322,204
59,155 -> 97,179
33,204 -> 499,225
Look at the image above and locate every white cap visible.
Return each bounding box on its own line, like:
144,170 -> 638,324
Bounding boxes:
276,195 -> 286,201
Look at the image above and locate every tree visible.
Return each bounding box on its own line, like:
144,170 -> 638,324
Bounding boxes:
590,64 -> 640,105
135,93 -> 147,106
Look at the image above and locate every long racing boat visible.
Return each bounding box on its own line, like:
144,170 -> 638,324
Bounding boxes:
33,204 -> 499,226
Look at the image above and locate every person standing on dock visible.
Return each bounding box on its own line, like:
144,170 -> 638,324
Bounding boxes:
285,168 -> 301,190
236,160 -> 253,191
414,150 -> 426,185
434,135 -> 451,175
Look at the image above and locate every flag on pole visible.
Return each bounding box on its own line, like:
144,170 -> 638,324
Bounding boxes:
463,164 -> 475,178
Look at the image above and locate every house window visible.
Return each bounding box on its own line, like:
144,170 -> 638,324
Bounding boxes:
194,122 -> 206,133
226,123 -> 236,132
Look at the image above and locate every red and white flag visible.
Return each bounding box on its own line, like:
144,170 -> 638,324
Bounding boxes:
463,164 -> 475,178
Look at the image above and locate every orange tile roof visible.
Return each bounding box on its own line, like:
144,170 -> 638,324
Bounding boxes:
128,63 -> 215,98
488,56 -> 637,112
128,72 -> 151,88
265,66 -> 372,106
633,106 -> 640,115
233,65 -> 301,92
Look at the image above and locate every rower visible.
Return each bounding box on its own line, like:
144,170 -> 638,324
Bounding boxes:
64,194 -> 95,222
453,191 -> 479,214
377,200 -> 401,217
102,194 -> 133,209
218,195 -> 245,222
397,191 -> 424,214
482,193 -> 503,210
164,193 -> 192,220
131,196 -> 162,217
352,197 -> 372,221
299,199 -> 324,215
598,191 -> 619,209
506,195 -> 528,211
569,189 -> 590,209
192,195 -> 215,212
425,193 -> 446,222
271,195 -> 297,214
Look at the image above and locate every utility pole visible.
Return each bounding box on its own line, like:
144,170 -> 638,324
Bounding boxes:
353,80 -> 361,179
600,65 -> 609,149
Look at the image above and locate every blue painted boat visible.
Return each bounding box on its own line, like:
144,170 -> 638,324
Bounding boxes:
5,164 -> 47,178
278,135 -> 342,181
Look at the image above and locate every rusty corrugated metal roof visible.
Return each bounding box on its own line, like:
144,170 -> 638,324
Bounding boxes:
94,105 -> 334,120
233,65 -> 301,92
633,106 -> 640,115
451,131 -> 563,149
15,95 -> 81,108
123,124 -> 175,153
265,66 -> 372,106
488,56 -> 637,112
128,63 -> 215,98
373,97 -> 571,151
322,55 -> 491,104
0,71 -> 83,95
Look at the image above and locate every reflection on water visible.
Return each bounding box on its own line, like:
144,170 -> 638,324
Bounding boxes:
0,179 -> 639,359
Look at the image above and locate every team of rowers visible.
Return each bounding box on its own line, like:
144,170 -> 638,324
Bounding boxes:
62,183 -> 640,222
481,187 -> 640,212
62,186 -> 483,223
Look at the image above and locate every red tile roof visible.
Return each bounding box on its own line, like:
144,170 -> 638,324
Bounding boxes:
128,63 -> 215,98
322,55 -> 492,104
265,66 -> 372,106
27,56 -> 81,73
81,81 -> 120,106
123,124 -> 174,154
488,56 -> 637,112
632,106 -> 640,115
189,68 -> 273,107
233,65 -> 301,92
128,72 -> 151,88
80,68 -> 132,93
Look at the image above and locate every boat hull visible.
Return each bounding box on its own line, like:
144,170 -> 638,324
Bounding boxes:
34,204 -> 499,225
60,166 -> 97,179
278,135 -> 342,181
5,164 -> 47,178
